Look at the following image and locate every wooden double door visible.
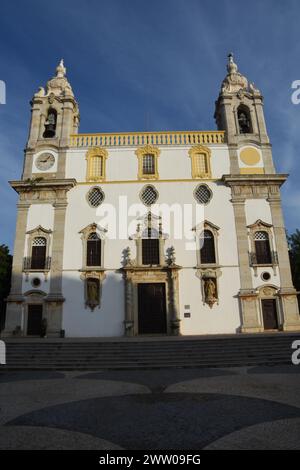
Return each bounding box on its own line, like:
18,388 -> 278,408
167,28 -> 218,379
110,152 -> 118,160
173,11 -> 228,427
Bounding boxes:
27,304 -> 43,336
138,283 -> 167,334
261,299 -> 278,330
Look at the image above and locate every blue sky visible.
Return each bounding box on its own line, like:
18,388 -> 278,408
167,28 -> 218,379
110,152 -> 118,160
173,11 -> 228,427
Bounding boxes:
0,0 -> 300,250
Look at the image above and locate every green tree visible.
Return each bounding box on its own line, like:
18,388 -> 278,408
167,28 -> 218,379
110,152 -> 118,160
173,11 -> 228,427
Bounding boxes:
0,244 -> 12,331
288,229 -> 300,308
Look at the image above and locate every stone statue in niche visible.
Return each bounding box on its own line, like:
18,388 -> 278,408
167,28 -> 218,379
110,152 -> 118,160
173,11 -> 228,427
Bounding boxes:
204,278 -> 217,308
86,278 -> 100,310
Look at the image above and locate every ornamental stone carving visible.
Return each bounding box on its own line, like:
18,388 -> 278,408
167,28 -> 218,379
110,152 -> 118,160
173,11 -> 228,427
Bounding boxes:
221,53 -> 260,96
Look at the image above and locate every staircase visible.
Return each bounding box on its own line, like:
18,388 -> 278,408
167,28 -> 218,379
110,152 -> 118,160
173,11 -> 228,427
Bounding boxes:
2,333 -> 299,370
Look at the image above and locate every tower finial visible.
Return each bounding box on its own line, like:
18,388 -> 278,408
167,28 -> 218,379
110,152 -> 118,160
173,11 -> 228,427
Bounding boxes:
56,59 -> 66,78
227,52 -> 238,74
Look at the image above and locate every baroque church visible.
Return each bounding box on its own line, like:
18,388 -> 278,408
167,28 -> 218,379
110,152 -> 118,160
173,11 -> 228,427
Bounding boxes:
3,55 -> 300,337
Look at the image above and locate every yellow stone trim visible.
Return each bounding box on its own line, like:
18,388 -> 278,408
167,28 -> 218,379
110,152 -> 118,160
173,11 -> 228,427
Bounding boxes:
188,145 -> 212,179
76,178 -> 219,185
86,147 -> 108,182
70,131 -> 225,147
240,168 -> 264,175
240,147 -> 261,166
135,144 -> 160,180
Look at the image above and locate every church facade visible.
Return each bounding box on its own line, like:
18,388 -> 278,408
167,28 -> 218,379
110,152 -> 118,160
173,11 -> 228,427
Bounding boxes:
4,56 -> 300,337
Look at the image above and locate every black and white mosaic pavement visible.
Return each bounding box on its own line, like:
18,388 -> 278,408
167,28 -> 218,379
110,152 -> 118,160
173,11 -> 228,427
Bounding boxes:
0,366 -> 299,449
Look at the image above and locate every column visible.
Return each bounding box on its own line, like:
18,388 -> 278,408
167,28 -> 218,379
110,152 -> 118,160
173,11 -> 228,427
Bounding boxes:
4,202 -> 29,336
124,271 -> 134,336
168,269 -> 181,336
27,101 -> 42,148
232,198 -> 262,332
46,201 -> 67,336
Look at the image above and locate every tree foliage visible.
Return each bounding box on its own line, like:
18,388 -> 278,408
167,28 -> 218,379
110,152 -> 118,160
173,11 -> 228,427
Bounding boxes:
289,229 -> 300,294
0,244 -> 12,330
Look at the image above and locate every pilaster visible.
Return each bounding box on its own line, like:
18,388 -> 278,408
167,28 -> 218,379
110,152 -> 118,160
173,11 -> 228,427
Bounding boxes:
3,202 -> 29,335
268,196 -> 300,331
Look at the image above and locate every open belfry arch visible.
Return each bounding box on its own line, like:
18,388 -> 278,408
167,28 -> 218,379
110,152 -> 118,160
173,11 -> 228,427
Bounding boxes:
3,55 -> 300,337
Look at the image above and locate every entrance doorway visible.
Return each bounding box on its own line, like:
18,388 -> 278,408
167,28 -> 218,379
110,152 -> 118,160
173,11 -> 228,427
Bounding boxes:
261,299 -> 278,330
27,304 -> 43,335
138,283 -> 167,334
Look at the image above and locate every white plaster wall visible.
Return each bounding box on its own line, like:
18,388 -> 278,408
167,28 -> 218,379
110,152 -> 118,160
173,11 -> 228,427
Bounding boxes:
65,145 -> 230,182
179,268 -> 241,335
62,271 -> 124,337
61,178 -> 241,336
63,181 -> 239,270
26,204 -> 54,235
245,199 -> 272,227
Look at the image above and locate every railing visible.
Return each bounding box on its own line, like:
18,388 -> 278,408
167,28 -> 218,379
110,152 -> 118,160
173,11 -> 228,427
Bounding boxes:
249,251 -> 278,266
70,131 -> 225,148
23,257 -> 51,271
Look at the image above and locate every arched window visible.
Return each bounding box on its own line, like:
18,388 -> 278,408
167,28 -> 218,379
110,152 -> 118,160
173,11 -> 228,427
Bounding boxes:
237,105 -> 252,134
31,237 -> 47,269
86,147 -> 108,181
188,145 -> 211,178
200,230 -> 216,264
135,145 -> 160,179
254,231 -> 272,264
86,232 -> 101,266
43,108 -> 57,138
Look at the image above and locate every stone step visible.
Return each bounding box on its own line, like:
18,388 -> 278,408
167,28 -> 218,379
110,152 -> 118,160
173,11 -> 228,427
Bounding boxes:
3,334 -> 299,370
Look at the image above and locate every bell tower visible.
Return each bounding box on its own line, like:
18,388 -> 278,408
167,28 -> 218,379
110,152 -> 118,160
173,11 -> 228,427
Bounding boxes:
214,53 -> 274,174
4,61 -> 79,337
218,54 -> 300,333
23,60 -> 80,179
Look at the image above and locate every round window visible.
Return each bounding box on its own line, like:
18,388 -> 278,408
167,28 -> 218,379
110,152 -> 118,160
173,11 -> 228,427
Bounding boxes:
140,185 -> 159,206
261,272 -> 271,282
87,187 -> 105,207
31,277 -> 41,288
194,184 -> 212,204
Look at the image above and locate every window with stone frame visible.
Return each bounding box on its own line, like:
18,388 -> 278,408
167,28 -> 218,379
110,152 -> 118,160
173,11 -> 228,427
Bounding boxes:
135,145 -> 160,180
142,238 -> 160,265
142,154 -> 155,175
194,153 -> 209,175
200,230 -> 216,264
254,231 -> 272,264
31,237 -> 47,269
86,147 -> 108,182
188,145 -> 211,179
86,232 -> 101,267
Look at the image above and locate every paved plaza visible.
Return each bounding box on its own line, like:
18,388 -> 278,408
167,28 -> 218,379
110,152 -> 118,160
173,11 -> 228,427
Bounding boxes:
0,365 -> 300,450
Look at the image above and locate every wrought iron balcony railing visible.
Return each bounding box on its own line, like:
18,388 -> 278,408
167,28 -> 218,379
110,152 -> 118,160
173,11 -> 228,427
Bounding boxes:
249,251 -> 278,266
23,256 -> 51,271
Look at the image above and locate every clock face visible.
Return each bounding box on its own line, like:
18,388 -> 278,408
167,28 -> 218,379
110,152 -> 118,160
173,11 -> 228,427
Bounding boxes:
35,152 -> 55,171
